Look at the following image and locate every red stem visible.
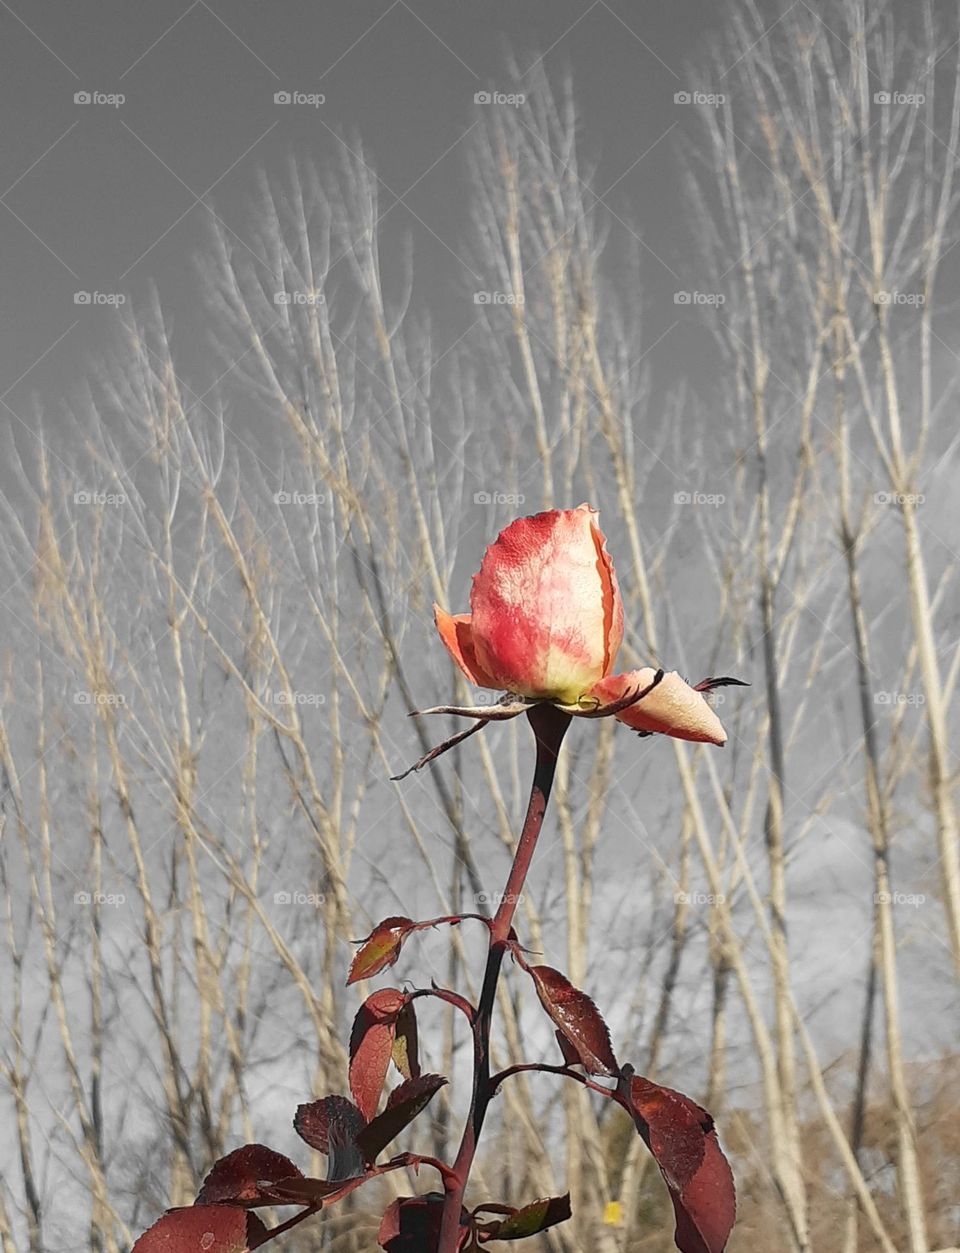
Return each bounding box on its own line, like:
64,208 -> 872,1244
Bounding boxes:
262,1154 -> 457,1245
262,1203 -> 322,1243
436,704 -> 571,1252
408,985 -> 477,1025
489,1060 -> 614,1099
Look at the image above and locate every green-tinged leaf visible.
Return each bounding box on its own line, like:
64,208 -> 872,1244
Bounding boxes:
481,1194 -> 572,1241
348,918 -> 415,985
392,1000 -> 421,1081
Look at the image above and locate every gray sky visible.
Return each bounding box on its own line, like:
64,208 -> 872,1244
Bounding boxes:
1,0 -> 729,429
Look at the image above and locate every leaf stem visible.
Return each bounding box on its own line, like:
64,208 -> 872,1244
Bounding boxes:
408,986 -> 477,1026
488,1061 -> 614,1099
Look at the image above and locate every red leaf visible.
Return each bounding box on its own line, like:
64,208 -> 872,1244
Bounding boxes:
356,1074 -> 447,1163
554,1029 -> 582,1069
527,966 -> 619,1076
670,1135 -> 736,1253
294,1094 -> 364,1154
477,1194 -> 572,1241
294,1095 -> 366,1181
619,1075 -> 735,1253
378,1194 -> 469,1252
196,1145 -> 303,1207
131,1206 -> 268,1251
348,917 -> 415,984
349,989 -> 407,1122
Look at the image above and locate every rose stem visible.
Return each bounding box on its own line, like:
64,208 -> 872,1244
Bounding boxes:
437,703 -> 571,1251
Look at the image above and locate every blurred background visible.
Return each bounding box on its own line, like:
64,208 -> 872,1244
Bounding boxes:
0,1 -> 959,1250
